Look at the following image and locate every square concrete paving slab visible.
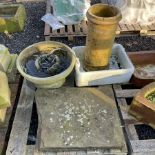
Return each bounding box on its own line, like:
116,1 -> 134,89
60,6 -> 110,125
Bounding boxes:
35,86 -> 127,153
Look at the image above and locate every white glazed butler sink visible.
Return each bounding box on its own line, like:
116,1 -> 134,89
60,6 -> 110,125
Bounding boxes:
72,44 -> 134,87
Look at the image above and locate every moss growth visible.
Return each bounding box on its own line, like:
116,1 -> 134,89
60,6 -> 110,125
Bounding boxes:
146,91 -> 155,103
0,4 -> 26,33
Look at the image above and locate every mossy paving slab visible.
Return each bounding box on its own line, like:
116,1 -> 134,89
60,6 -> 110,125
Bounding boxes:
35,86 -> 127,152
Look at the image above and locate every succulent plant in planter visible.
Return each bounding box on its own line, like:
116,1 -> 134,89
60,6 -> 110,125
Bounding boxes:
146,91 -> 155,103
34,48 -> 70,76
129,82 -> 155,129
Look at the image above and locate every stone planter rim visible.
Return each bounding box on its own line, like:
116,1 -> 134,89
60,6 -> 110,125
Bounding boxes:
16,41 -> 76,85
0,3 -> 22,14
14,4 -> 24,18
86,3 -> 122,25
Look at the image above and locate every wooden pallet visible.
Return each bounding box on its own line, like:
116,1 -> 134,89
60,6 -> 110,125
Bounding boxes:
0,74 -> 21,155
113,84 -> 155,155
44,0 -> 155,41
0,0 -> 15,2
6,81 -> 127,155
6,79 -> 35,155
44,0 -> 88,41
15,0 -> 45,2
6,79 -> 155,155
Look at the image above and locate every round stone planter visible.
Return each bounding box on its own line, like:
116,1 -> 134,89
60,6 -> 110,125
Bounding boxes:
16,41 -> 76,88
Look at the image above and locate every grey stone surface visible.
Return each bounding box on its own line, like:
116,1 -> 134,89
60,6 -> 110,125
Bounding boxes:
35,86 -> 126,152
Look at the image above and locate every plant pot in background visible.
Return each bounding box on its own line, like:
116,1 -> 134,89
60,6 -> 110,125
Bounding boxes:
128,51 -> 155,87
129,82 -> 155,129
84,4 -> 122,71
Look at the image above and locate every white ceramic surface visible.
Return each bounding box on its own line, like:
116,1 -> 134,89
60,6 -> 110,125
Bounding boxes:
72,44 -> 134,86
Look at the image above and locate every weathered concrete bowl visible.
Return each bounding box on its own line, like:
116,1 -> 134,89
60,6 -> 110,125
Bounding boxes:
16,41 -> 76,88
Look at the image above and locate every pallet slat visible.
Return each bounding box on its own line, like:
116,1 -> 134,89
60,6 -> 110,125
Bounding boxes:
0,75 -> 20,155
116,96 -> 137,124
26,145 -> 35,155
87,151 -> 103,155
149,23 -> 155,29
117,25 -> 121,31
60,27 -> 66,35
113,85 -> 131,122
44,0 -> 155,40
6,80 -> 35,155
76,151 -> 87,155
44,0 -> 52,36
74,24 -> 81,34
115,89 -> 139,98
118,24 -> 129,32
33,150 -> 87,155
67,25 -> 74,35
126,24 -> 135,31
52,29 -> 58,35
57,152 -> 77,155
81,20 -> 87,34
131,140 -> 155,153
147,24 -> 154,30
133,24 -> 141,30
126,124 -> 139,140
